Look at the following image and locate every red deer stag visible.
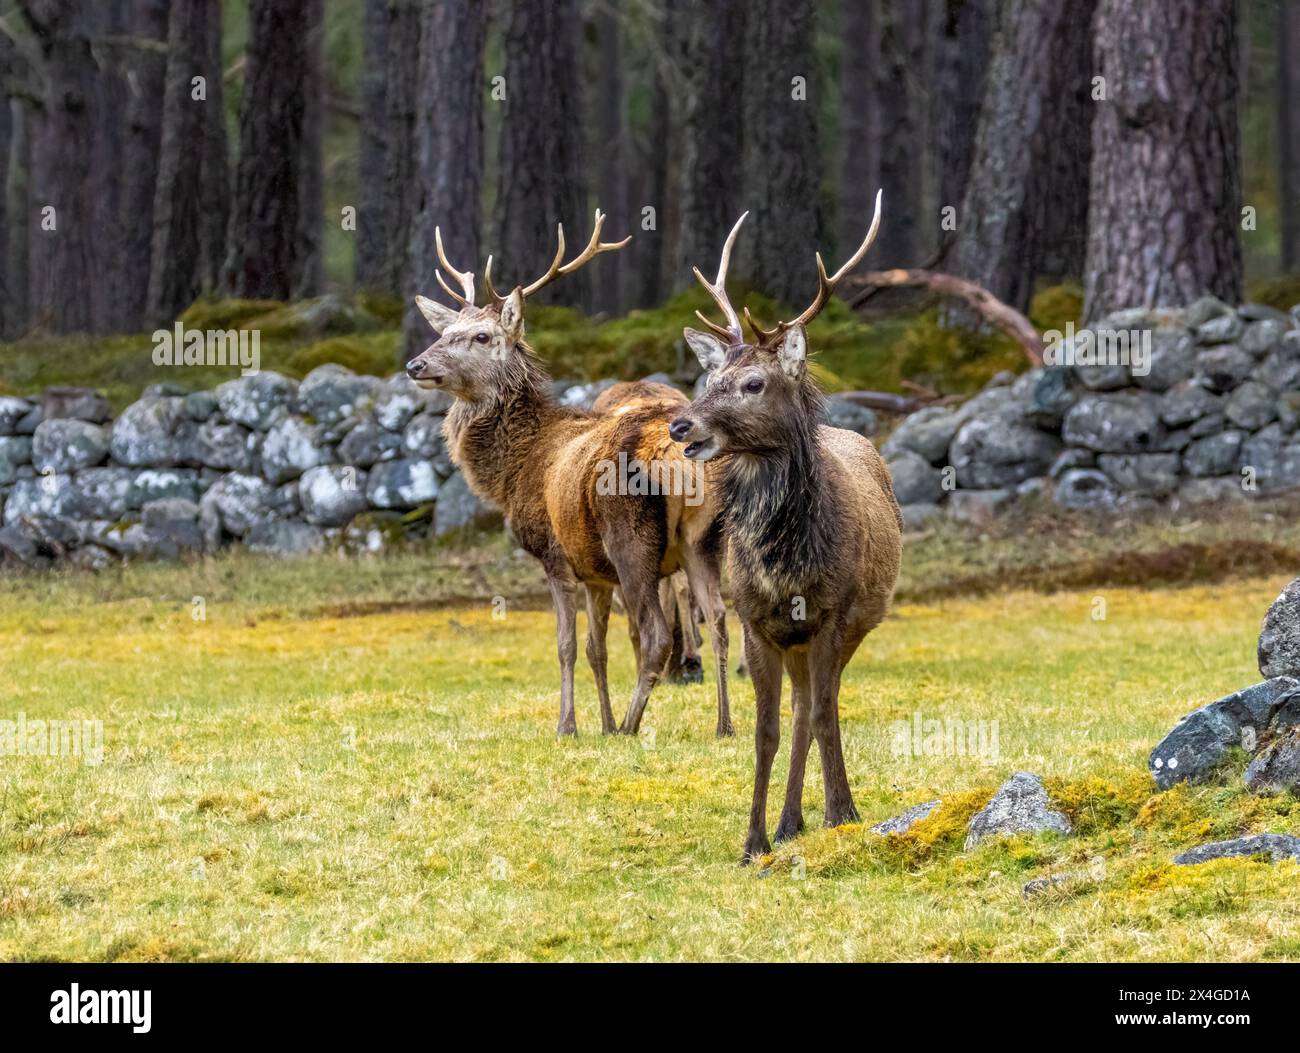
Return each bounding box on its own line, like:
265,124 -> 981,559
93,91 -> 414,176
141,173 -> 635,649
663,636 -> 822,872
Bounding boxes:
668,194 -> 902,861
406,213 -> 732,738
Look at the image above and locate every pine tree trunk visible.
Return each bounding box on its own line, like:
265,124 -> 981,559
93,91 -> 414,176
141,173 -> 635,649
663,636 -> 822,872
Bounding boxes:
356,0 -> 389,290
294,0 -> 325,298
1281,0 -> 1300,272
0,89 -> 9,338
148,0 -> 227,322
950,0 -> 1097,315
401,0 -> 485,362
493,0 -> 590,309
930,0 -> 992,239
222,0 -> 308,301
593,7 -> 627,316
871,0 -> 926,268
118,0 -> 169,332
676,0 -> 745,294
741,0 -> 820,307
380,0 -> 424,298
1084,0 -> 1242,319
838,0 -> 876,264
197,0 -> 228,294
630,0 -> 677,308
4,101 -> 31,339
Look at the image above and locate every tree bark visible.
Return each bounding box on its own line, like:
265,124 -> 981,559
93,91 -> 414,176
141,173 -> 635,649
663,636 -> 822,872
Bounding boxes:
1281,0 -> 1300,272
871,0 -> 926,268
929,0 -> 992,234
118,0 -> 169,332
950,0 -> 1097,315
401,0 -> 485,361
741,0 -> 820,306
1084,0 -> 1242,319
629,0 -> 678,307
380,0 -> 424,298
356,0 -> 390,289
676,0 -> 745,294
838,0 -> 876,264
148,0 -> 227,322
294,0 -> 325,297
493,0 -> 590,308
3,100 -> 31,339
593,7 -> 627,316
222,0 -> 309,301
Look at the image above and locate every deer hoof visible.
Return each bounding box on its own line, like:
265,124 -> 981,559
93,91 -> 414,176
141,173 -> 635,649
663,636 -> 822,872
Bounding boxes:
716,721 -> 735,738
740,835 -> 772,865
773,815 -> 804,844
666,656 -> 704,685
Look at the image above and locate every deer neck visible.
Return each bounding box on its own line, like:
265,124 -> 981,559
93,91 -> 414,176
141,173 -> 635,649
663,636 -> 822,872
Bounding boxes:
445,355 -> 570,507
722,396 -> 836,601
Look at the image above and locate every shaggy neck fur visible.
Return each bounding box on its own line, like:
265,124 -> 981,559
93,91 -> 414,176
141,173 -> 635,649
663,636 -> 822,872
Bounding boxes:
722,380 -> 838,598
444,343 -> 584,507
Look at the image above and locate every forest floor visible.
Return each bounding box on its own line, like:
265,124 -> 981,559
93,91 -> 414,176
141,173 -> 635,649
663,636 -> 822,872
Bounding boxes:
2,506 -> 1299,962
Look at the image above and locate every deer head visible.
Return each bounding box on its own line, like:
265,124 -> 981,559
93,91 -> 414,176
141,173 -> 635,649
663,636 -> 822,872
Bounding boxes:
406,211 -> 630,401
668,192 -> 882,460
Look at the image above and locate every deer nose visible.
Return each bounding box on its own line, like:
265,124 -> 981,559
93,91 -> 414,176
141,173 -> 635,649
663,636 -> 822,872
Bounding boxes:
405,359 -> 424,380
669,417 -> 693,443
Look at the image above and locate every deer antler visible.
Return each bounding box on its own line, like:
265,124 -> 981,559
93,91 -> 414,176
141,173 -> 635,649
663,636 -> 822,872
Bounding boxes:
691,212 -> 748,345
486,210 -> 630,303
435,226 -> 476,307
746,189 -> 883,345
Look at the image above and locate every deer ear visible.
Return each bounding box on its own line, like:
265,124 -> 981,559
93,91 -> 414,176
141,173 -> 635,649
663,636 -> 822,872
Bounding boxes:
683,328 -> 726,372
415,295 -> 459,334
499,288 -> 525,341
776,325 -> 807,378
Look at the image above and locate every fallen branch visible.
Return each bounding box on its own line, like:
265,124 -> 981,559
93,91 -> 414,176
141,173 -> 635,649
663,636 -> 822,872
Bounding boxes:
845,268 -> 1046,366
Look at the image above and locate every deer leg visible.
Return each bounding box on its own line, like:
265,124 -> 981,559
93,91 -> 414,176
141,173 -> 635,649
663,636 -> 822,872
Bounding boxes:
621,588 -> 642,669
809,629 -> 858,827
616,572 -> 671,736
546,569 -> 580,737
585,583 -> 617,735
741,628 -> 782,864
660,575 -> 702,683
680,546 -> 732,737
775,648 -> 811,842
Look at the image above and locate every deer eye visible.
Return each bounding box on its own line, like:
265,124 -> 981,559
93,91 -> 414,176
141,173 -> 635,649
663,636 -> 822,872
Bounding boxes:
743,377 -> 764,394
474,332 -> 491,344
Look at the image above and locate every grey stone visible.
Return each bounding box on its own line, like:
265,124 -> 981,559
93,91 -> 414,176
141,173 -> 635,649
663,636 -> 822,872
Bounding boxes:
1015,366 -> 1080,428
433,470 -> 499,536
0,436 -> 32,485
245,518 -> 327,556
823,396 -> 877,437
1148,677 -> 1300,789
1188,412 -> 1226,439
1238,303 -> 1293,324
31,419 -> 109,473
0,397 -> 33,435
1173,833 -> 1300,866
298,465 -> 369,526
199,473 -> 280,537
950,415 -> 1060,489
872,799 -> 941,835
110,397 -> 188,466
1182,430 -> 1244,477
259,416 -> 330,485
558,379 -> 617,410
1224,381 -> 1277,431
1195,345 -> 1255,392
39,386 -> 112,423
1096,453 -> 1181,497
126,468 -> 202,509
296,366 -> 382,427
1061,393 -> 1164,453
141,382 -> 188,400
1242,318 -> 1290,357
1184,296 -> 1233,328
1177,477 -> 1248,505
964,772 -> 1072,850
141,497 -> 200,529
365,458 -> 438,509
184,390 -> 219,421
1195,313 -> 1245,345
140,498 -> 205,553
885,450 -> 944,505
1132,329 -> 1196,392
373,375 -> 425,432
1048,448 -> 1095,478
899,502 -> 941,530
1160,380 -> 1223,427
401,413 -> 452,475
186,419 -> 255,471
880,405 -> 962,464
947,488 -> 1012,525
1254,348 -> 1300,392
215,372 -> 297,430
1053,468 -> 1119,510
2,475 -> 76,523
1259,578 -> 1300,679
1243,727 -> 1300,796
338,419 -> 403,468
68,467 -> 133,519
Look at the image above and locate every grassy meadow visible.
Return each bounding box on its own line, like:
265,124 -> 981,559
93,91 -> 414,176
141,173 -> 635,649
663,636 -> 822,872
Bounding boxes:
2,506 -> 1300,962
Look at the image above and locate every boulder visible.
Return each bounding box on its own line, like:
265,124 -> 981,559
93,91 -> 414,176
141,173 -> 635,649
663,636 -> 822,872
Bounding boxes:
1160,380 -> 1223,428
245,518 -> 327,556
1013,366 -> 1080,428
1096,453 -> 1181,497
186,419 -> 255,471
964,772 -> 1072,850
1224,381 -> 1276,431
1182,430 -> 1244,477
401,413 -> 453,475
1177,477 -> 1248,505
899,502 -> 941,530
259,416 -> 330,485
140,498 -> 206,553
1240,317 -> 1290,357
880,405 -> 962,465
1173,833 -> 1300,866
126,468 -> 203,509
949,414 -> 1060,489
184,390 -> 219,421
0,436 -> 33,485
1195,345 -> 1254,393
434,470 -> 499,536
885,450 -> 944,505
871,799 -> 941,836
31,419 -> 109,472
2,475 -> 76,523
199,472 -> 281,537
558,379 -> 617,410
1053,468 -> 1119,510
947,488 -> 1012,526
110,397 -> 188,466
39,386 -> 112,423
298,465 -> 369,527
1243,727 -> 1300,796
1061,392 -> 1164,453
215,372 -> 297,431
1148,677 -> 1300,789
365,458 -> 438,509
338,419 -> 403,467
1132,329 -> 1196,392
296,365 -> 381,426
1259,578 -> 1300,679
823,396 -> 877,437
0,396 -> 33,435
68,467 -> 133,519
1194,313 -> 1245,345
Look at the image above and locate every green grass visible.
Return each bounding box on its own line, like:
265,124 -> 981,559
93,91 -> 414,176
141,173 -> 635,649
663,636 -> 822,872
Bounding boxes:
2,526 -> 1298,961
